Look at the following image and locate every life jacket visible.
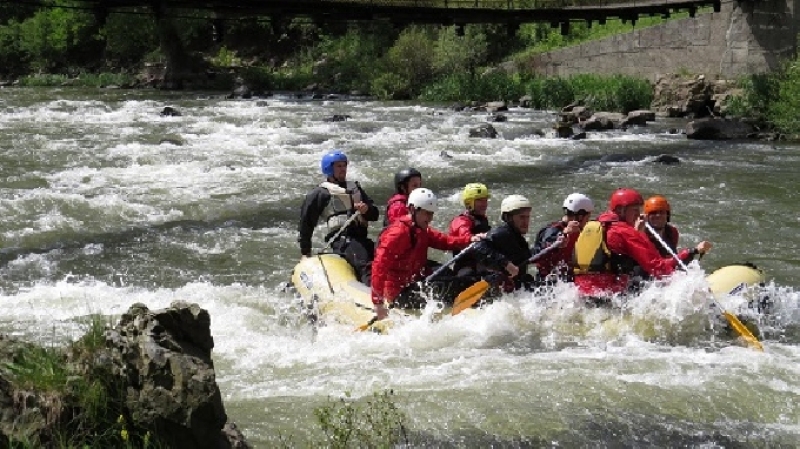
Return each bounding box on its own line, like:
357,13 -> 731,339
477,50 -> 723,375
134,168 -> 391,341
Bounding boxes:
319,181 -> 365,233
533,221 -> 565,254
572,221 -> 611,274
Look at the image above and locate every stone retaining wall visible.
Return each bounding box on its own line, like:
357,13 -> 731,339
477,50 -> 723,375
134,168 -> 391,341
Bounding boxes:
522,0 -> 797,80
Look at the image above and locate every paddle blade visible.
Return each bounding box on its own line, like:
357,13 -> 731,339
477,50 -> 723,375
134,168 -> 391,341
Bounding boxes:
722,311 -> 764,351
355,316 -> 378,332
451,280 -> 490,316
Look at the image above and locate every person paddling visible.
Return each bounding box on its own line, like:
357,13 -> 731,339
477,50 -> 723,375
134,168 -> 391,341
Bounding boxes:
298,150 -> 379,285
532,193 -> 594,282
572,188 -> 710,299
448,183 -> 491,276
371,188 -> 484,320
384,167 -> 422,226
644,195 -> 712,260
472,195 -> 538,292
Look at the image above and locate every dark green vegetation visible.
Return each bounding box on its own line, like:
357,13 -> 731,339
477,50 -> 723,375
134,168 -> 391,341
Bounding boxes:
0,1 -> 672,110
312,390 -> 408,448
727,61 -> 800,136
1,1 -> 798,131
0,317 -> 166,448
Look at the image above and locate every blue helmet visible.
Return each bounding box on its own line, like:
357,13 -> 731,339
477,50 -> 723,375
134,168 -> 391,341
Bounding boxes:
321,150 -> 348,177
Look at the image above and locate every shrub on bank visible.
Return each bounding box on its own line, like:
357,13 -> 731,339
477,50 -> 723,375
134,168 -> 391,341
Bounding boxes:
420,72 -> 653,112
766,60 -> 800,134
726,60 -> 800,136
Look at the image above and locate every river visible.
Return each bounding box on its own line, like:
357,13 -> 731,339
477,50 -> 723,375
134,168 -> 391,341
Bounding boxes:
0,87 -> 798,447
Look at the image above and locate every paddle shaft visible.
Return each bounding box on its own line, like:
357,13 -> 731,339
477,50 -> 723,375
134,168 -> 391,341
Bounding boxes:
319,210 -> 361,254
358,242 -> 477,331
424,242 -> 477,282
645,222 -> 763,350
644,222 -> 688,270
528,235 -> 566,264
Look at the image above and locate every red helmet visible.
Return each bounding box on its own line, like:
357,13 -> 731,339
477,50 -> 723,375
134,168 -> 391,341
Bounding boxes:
609,188 -> 644,211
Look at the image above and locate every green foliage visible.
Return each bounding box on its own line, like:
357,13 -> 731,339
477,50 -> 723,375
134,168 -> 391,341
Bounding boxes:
433,25 -> 488,75
377,25 -> 437,99
100,8 -> 157,67
568,74 -> 653,113
16,4 -> 98,72
314,390 -> 408,448
2,316 -> 168,448
210,46 -> 242,67
2,344 -> 68,391
421,71 -> 651,112
767,60 -> 800,134
18,72 -> 135,87
420,71 -> 526,103
371,72 -> 409,100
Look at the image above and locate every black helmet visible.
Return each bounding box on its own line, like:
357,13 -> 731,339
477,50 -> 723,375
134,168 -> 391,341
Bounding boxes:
394,168 -> 422,193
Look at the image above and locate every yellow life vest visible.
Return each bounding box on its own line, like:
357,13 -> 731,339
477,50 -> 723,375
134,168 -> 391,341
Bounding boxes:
572,221 -> 611,275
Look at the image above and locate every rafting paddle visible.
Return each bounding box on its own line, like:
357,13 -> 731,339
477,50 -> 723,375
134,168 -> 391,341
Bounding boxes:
356,243 -> 479,330
450,236 -> 568,316
319,211 -> 362,254
644,222 -> 763,351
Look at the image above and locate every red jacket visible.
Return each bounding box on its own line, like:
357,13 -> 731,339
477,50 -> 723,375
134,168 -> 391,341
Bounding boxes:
384,193 -> 408,226
448,214 -> 473,238
573,211 -> 690,296
371,216 -> 471,304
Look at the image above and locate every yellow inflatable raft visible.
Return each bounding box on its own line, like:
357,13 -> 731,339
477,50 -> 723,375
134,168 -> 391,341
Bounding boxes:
291,255 -> 766,335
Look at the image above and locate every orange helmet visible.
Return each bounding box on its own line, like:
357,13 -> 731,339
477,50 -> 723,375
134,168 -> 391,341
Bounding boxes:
645,195 -> 671,220
609,188 -> 644,211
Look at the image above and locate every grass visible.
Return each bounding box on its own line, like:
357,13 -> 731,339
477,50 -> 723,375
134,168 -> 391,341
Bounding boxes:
1,314 -> 167,448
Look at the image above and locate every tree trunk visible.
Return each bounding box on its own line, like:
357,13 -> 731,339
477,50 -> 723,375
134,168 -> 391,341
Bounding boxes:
149,0 -> 190,89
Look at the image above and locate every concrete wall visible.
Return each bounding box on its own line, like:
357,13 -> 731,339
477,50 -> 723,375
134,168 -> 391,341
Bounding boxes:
523,0 -> 797,80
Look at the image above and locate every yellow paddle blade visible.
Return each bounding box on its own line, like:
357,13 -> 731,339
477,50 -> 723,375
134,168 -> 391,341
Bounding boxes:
451,280 -> 490,316
355,316 -> 378,332
722,311 -> 764,351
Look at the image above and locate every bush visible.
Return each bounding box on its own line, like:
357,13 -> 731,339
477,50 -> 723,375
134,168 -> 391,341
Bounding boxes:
766,61 -> 800,134
433,25 -> 488,75
377,25 -> 437,99
314,390 -> 408,449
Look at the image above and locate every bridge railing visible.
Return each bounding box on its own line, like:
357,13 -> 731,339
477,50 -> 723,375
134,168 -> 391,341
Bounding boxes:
308,0 -> 700,8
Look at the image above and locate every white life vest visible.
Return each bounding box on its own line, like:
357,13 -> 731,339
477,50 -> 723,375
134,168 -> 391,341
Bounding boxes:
319,181 -> 366,233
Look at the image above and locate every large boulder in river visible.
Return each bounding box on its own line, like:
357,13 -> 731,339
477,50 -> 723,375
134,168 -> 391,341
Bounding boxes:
106,302 -> 251,449
469,123 -> 498,138
685,117 -> 757,140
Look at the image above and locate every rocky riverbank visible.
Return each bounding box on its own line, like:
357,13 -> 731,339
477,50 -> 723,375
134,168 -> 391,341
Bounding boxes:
0,302 -> 251,448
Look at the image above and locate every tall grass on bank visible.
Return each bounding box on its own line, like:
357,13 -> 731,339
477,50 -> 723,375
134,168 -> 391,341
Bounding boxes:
17,72 -> 137,87
1,315 -> 166,448
421,72 -> 653,112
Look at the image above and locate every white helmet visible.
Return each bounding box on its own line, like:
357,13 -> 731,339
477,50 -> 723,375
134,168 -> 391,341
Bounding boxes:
500,194 -> 531,219
562,193 -> 594,214
407,188 -> 437,213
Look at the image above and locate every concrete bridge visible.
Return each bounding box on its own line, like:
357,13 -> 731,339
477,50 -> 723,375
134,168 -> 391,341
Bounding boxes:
77,0 -> 796,78
81,0 -> 721,30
